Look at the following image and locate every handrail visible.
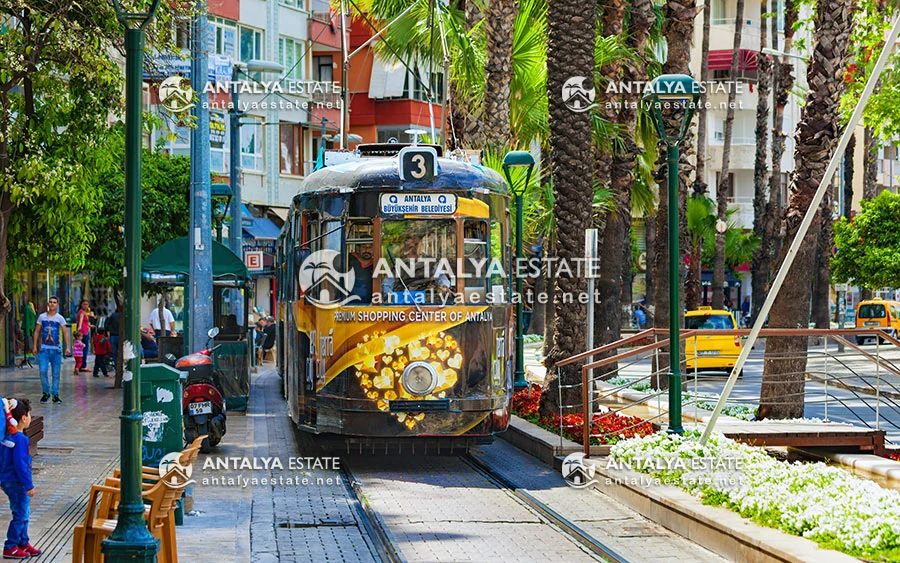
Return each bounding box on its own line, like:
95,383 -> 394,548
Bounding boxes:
556,328 -> 659,367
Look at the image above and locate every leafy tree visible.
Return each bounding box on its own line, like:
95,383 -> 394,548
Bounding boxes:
832,191 -> 900,290
84,127 -> 191,292
0,0 -> 189,313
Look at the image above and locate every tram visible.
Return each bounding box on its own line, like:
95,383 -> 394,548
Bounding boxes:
275,143 -> 514,443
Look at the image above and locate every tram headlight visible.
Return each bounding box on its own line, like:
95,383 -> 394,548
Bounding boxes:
401,362 -> 438,396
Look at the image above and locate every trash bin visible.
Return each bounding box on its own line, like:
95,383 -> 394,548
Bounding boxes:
140,363 -> 186,524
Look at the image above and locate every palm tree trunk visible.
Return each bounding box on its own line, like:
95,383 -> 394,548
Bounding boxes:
483,0 -> 516,148
463,0 -> 485,148
860,126 -> 879,301
651,0 -> 698,384
812,192 -> 834,331
759,0 -> 854,419
695,0 -> 712,197
750,0 -> 772,326
753,0 -> 797,325
539,0 -> 596,417
842,133 -> 855,218
713,0 -> 745,309
685,241 -> 702,310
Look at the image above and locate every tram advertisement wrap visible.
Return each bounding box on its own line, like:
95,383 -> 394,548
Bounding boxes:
294,302 -> 509,434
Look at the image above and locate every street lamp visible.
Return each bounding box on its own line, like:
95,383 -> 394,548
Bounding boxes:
106,0 -> 162,561
228,59 -> 284,258
643,74 -> 700,435
503,150 -> 536,391
212,183 -> 233,244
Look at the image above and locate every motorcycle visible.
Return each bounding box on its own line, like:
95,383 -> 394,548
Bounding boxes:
166,327 -> 227,453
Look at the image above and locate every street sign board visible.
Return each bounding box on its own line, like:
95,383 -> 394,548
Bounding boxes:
245,251 -> 263,271
834,283 -> 849,292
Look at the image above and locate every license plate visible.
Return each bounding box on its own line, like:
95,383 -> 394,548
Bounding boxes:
864,321 -> 880,326
188,401 -> 212,415
698,350 -> 720,356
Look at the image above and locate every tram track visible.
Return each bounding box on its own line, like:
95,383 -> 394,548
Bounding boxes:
460,453 -> 630,563
340,461 -> 406,563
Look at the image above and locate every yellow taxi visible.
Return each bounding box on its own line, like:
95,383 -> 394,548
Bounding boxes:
684,306 -> 742,373
855,298 -> 900,344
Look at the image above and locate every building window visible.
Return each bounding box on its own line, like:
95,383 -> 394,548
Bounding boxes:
314,55 -> 333,83
279,37 -> 305,80
239,26 -> 263,63
241,117 -> 263,171
210,110 -> 230,174
280,0 -> 306,9
777,0 -> 785,32
712,0 -> 728,24
209,17 -> 238,59
280,123 -> 303,176
780,172 -> 790,208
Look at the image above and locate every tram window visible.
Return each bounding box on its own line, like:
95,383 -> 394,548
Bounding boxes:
347,222 -> 374,303
463,221 -> 489,303
381,220 -> 456,304
490,221 -> 504,288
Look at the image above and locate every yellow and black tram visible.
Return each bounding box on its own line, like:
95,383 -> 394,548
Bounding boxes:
275,144 -> 514,443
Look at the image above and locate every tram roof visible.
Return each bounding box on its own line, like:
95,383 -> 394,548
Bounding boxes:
295,156 -> 509,196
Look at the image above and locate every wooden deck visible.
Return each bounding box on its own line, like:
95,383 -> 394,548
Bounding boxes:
715,419 -> 885,454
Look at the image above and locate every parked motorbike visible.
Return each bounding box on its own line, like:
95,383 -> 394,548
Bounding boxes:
166,327 -> 227,453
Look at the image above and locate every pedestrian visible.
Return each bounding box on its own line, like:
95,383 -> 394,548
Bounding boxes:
72,332 -> 85,375
75,300 -> 92,368
106,309 -> 120,370
0,398 -> 40,559
18,302 -> 35,370
32,297 -> 69,404
262,316 -> 276,362
147,300 -> 176,336
140,328 -> 158,362
633,305 -> 647,329
92,328 -> 110,378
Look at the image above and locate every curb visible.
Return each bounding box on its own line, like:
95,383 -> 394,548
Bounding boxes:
502,415 -> 858,563
806,373 -> 900,400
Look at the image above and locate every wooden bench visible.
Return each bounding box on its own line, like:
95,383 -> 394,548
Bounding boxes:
23,415 -> 43,456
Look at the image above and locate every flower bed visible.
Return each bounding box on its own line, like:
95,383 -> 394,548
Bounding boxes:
881,450 -> 900,462
610,431 -> 900,561
510,385 -> 654,445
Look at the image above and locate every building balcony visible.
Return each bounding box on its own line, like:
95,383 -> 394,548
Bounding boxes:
310,11 -> 345,50
708,143 -> 757,171
726,196 -> 755,229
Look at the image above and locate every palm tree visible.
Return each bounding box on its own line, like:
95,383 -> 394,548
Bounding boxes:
539,0 -> 597,417
753,0 -> 797,324
759,0 -> 855,419
483,0 -> 517,147
712,0 -> 745,309
750,0 -> 772,323
695,0 -> 712,198
686,196 -> 717,309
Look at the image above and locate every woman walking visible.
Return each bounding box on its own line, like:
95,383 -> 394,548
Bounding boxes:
75,300 -> 92,373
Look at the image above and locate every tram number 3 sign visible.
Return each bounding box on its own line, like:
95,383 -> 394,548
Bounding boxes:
399,146 -> 437,182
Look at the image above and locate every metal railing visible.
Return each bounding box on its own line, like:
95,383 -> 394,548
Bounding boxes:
548,327 -> 900,456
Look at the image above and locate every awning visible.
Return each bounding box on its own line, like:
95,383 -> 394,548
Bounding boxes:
143,236 -> 249,280
708,49 -> 758,72
369,55 -> 406,99
243,216 -> 282,240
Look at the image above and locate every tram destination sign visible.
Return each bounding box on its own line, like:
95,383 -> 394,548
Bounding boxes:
380,193 -> 457,215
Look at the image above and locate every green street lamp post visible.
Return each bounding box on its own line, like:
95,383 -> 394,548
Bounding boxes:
104,0 -> 162,560
642,74 -> 700,435
503,150 -> 536,391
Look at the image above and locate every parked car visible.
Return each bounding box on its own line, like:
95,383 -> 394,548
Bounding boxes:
684,306 -> 742,374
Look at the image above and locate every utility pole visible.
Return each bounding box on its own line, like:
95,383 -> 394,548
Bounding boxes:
189,1 -> 214,354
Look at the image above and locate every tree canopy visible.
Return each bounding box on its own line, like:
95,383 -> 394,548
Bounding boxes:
832,190 -> 900,290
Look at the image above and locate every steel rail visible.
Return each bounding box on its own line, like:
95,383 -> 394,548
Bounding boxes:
340,463 -> 406,563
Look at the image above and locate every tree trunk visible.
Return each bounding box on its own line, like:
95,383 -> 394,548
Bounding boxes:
463,0 -> 484,148
842,132 -> 855,218
651,0 -> 697,386
860,127 -> 879,301
528,264 -> 546,335
539,0 -> 596,417
713,0 -> 745,310
543,261 -> 556,355
812,193 -> 834,330
685,239 -> 702,310
750,0 -> 772,326
759,0 -> 854,419
753,0 -> 797,325
645,210 -> 656,306
694,0 -> 712,197
483,0 -> 516,148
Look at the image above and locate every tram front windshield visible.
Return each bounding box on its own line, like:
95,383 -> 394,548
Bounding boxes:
382,220 -> 456,304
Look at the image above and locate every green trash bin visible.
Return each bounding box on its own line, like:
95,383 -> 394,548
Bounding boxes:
140,364 -> 186,525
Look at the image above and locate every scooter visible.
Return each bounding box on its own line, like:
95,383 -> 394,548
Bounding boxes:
166,327 -> 227,453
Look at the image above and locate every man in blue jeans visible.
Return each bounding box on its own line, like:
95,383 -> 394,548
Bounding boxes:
31,297 -> 70,404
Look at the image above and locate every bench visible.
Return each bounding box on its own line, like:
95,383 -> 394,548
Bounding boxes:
23,415 -> 43,456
